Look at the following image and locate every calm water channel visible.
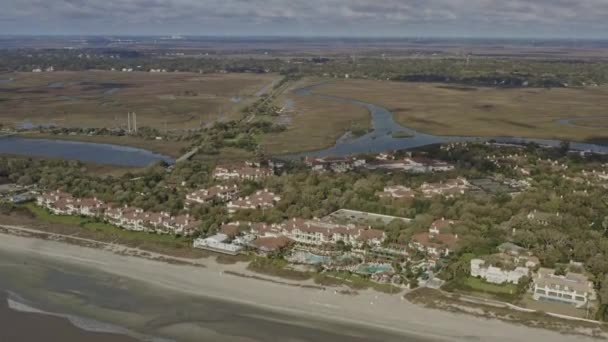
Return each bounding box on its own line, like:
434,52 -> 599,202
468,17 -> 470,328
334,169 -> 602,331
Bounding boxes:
292,84 -> 608,158
0,137 -> 174,166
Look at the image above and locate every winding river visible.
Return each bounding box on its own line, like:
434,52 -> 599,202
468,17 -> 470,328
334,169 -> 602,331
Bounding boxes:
292,84 -> 608,157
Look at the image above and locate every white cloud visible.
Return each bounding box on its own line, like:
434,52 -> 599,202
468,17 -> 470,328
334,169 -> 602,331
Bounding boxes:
2,0 -> 608,36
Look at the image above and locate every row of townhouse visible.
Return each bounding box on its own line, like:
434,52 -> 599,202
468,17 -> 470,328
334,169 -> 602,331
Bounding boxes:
37,190 -> 200,236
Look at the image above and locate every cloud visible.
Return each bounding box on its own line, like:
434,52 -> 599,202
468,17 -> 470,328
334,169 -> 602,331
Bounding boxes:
2,0 -> 608,37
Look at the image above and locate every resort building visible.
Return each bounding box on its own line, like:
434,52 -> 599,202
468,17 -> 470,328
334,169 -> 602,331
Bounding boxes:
185,184 -> 239,205
226,189 -> 281,213
532,268 -> 596,308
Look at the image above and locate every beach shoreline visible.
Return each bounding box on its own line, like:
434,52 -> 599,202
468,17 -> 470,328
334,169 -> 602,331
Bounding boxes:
0,230 -> 597,342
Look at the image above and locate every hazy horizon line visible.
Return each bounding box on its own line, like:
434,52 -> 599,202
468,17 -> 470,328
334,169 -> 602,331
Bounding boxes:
2,34 -> 608,41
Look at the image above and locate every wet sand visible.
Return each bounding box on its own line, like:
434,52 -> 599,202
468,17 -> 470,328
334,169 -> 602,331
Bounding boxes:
0,292 -> 139,342
0,232 -> 594,342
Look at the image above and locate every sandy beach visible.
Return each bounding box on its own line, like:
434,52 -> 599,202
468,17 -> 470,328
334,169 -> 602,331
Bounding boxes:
0,231 -> 590,342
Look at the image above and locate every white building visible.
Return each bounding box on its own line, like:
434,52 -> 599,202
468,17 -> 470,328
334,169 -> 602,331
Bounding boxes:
377,185 -> 415,199
470,259 -> 529,284
186,184 -> 239,205
226,189 -> 281,213
532,268 -> 596,308
193,234 -> 243,255
213,164 -> 273,181
282,218 -> 385,248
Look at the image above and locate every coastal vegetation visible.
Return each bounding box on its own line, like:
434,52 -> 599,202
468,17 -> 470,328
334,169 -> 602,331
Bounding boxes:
313,79 -> 608,144
0,71 -> 279,131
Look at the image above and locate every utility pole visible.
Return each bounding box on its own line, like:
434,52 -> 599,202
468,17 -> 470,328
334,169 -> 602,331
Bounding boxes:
127,112 -> 131,133
133,112 -> 137,133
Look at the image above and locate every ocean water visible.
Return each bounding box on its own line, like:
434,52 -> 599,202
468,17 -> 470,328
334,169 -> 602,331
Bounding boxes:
0,248 -> 423,342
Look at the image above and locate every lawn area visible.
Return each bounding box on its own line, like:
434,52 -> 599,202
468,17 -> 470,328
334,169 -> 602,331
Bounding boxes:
463,276 -> 518,295
24,203 -> 192,249
315,79 -> 608,144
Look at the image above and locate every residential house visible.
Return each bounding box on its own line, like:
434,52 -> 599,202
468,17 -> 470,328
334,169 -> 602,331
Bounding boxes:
410,219 -> 459,257
377,185 -> 415,199
305,156 -> 366,173
420,178 -> 469,198
226,189 -> 281,213
470,258 -> 529,284
527,210 -> 558,226
213,163 -> 273,181
193,234 -> 243,255
186,184 -> 239,205
410,157 -> 454,172
497,242 -> 529,257
532,268 -> 596,308
366,156 -> 453,173
219,221 -> 252,238
251,236 -> 293,256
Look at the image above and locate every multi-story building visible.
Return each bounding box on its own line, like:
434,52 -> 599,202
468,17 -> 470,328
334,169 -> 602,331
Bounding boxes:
282,218 -> 385,248
532,268 -> 596,308
470,259 -> 529,284
410,219 -> 459,257
37,191 -> 200,236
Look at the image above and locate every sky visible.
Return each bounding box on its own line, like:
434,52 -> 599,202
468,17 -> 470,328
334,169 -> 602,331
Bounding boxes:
1,0 -> 608,38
